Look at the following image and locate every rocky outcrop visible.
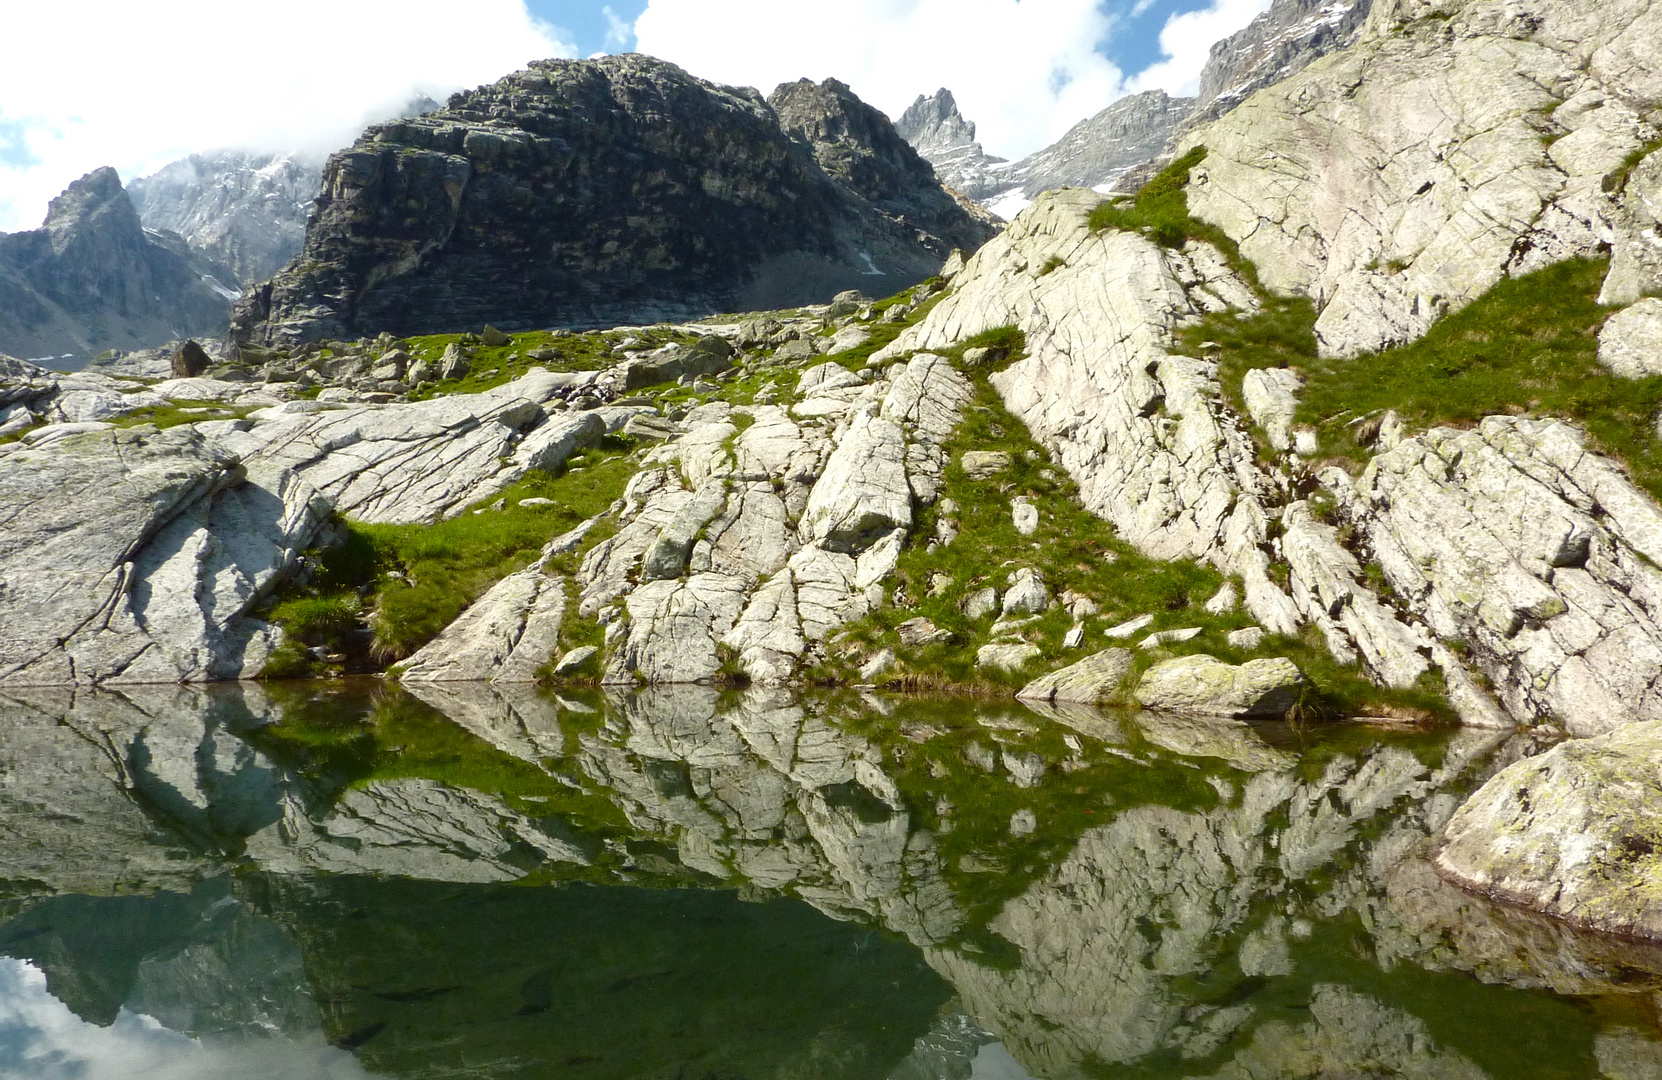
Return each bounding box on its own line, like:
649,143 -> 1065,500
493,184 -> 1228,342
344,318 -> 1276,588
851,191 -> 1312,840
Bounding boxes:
0,168 -> 236,366
1185,0 -> 1662,357
1436,719 -> 1662,939
1332,417 -> 1662,736
216,369 -> 607,526
397,565 -> 567,684
127,151 -> 324,286
233,55 -> 996,347
1189,0 -> 1376,127
0,425 -> 328,687
575,352 -> 974,686
1134,654 -> 1305,717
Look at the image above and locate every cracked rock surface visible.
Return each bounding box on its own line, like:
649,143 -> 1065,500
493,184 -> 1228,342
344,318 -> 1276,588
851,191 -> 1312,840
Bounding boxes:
1185,0 -> 1662,357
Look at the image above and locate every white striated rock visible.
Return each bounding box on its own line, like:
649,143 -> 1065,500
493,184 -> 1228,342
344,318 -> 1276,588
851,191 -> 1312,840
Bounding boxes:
1017,648 -> 1134,705
1598,298 -> 1662,378
0,425 -> 328,687
1186,0 -> 1662,357
802,405 -> 912,553
1012,496 -> 1039,535
962,586 -> 1001,619
978,642 -> 1042,672
1436,719 -> 1662,939
1002,568 -> 1050,615
1241,368 -> 1302,452
1104,614 -> 1156,639
1347,416 -> 1662,734
398,567 -> 566,684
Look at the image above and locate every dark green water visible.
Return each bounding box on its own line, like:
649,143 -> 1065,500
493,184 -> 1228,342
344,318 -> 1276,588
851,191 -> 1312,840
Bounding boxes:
0,681 -> 1658,1079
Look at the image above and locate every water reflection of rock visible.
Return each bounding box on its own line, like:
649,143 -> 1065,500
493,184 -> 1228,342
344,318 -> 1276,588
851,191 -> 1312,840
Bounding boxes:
2,684 -> 1662,1078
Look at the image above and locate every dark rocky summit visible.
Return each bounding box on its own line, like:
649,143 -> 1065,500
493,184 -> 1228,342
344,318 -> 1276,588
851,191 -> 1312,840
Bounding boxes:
0,168 -> 236,366
233,55 -> 996,348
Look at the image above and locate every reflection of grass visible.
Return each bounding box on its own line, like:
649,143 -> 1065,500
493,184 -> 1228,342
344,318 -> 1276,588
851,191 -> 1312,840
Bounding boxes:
256,687 -> 632,831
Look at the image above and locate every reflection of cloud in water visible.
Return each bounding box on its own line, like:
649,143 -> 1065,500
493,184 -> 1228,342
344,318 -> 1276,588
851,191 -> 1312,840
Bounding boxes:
969,1041 -> 1036,1080
0,959 -> 374,1080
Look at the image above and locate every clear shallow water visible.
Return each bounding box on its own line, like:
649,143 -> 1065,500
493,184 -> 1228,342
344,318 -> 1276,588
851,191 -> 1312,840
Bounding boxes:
0,682 -> 1659,1079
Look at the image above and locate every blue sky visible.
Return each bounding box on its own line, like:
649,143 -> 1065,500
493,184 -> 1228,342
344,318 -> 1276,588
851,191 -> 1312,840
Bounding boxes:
534,0 -> 1224,77
0,0 -> 1271,232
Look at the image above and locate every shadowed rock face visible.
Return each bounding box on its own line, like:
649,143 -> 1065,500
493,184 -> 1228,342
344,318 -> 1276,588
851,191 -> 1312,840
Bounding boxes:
233,56 -> 997,348
0,168 -> 235,365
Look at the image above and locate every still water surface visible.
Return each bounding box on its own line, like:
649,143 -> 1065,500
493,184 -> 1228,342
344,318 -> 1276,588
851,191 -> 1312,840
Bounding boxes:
0,681 -> 1659,1079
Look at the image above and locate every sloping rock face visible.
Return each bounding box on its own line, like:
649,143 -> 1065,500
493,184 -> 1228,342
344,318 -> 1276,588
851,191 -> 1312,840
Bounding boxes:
216,369 -> 606,525
127,152 -> 324,286
0,168 -> 235,366
1333,418 -> 1662,736
0,426 -> 329,687
233,56 -> 995,347
1186,0 -> 1662,356
877,190 -> 1511,727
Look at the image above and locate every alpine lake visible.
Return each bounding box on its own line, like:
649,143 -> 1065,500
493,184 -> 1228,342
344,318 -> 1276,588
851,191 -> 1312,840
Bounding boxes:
2,682 -> 1660,1080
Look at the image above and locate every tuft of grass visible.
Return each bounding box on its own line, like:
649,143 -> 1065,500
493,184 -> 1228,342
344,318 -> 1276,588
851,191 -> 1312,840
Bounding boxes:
1296,257 -> 1662,501
1603,137 -> 1662,196
1088,146 -> 1212,249
112,399 -> 256,430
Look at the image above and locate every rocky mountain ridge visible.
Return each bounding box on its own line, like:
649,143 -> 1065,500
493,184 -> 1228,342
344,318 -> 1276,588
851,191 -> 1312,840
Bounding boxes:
0,168 -> 236,367
233,55 -> 996,348
903,0 -> 1375,214
127,151 -> 325,286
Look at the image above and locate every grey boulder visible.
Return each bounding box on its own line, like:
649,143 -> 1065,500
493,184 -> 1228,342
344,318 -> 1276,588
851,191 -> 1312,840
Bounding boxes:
1134,654 -> 1304,718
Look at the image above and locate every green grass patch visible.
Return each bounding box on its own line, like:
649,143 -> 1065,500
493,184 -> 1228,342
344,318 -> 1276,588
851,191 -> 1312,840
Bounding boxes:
110,399 -> 256,430
262,443 -> 640,677
402,327 -> 648,399
1088,146 -> 1213,249
1296,257 -> 1662,500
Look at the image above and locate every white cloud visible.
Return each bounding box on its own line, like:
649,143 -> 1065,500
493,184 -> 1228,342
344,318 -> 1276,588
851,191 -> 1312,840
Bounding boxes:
602,4 -> 636,50
0,0 -> 575,232
1127,0 -> 1274,97
0,959 -> 374,1080
631,0 -> 1129,164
